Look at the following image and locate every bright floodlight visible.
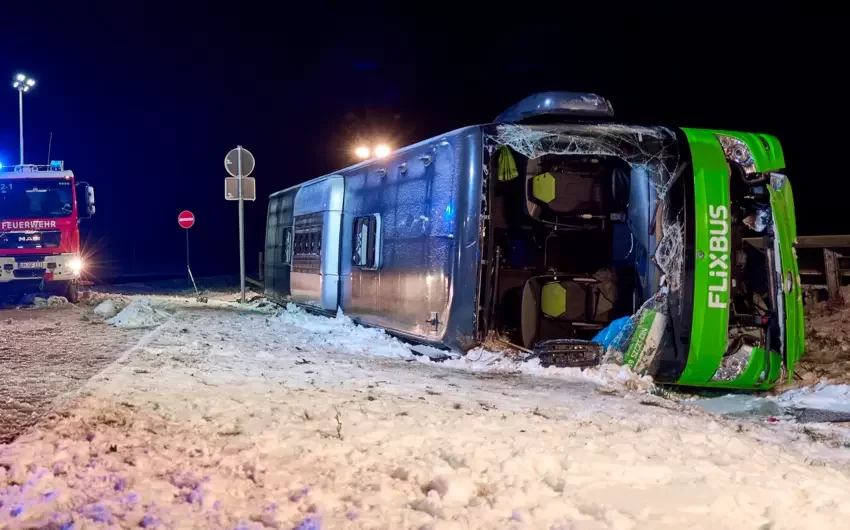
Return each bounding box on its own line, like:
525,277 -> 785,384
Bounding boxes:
374,144 -> 391,158
354,146 -> 371,159
13,74 -> 35,91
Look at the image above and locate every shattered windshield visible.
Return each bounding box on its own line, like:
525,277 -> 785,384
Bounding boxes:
484,123 -> 684,294
0,179 -> 74,219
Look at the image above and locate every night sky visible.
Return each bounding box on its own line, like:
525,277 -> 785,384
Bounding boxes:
0,7 -> 835,280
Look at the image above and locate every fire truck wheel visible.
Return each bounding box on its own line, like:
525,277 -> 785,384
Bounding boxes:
65,281 -> 80,304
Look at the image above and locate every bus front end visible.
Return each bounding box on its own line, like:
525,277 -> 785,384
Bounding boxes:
668,130 -> 803,389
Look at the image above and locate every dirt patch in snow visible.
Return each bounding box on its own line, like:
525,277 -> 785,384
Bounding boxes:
0,306 -> 146,444
795,286 -> 850,388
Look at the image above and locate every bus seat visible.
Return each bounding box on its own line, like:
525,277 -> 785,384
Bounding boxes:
541,281 -> 593,320
520,274 -> 609,348
525,156 -> 632,227
540,282 -> 566,317
532,173 -> 557,204
527,169 -> 607,223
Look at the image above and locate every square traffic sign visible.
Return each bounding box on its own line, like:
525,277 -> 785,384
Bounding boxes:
225,177 -> 256,201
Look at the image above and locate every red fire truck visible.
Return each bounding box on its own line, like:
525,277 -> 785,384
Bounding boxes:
0,161 -> 95,303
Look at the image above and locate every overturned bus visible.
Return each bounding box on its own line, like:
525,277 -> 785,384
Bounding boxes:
265,92 -> 803,390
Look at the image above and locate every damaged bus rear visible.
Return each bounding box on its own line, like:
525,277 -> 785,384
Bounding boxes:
480,93 -> 803,390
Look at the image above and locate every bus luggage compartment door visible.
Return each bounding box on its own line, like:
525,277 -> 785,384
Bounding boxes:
290,176 -> 344,311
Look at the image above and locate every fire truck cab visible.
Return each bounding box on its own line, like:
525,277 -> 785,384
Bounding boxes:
0,162 -> 95,303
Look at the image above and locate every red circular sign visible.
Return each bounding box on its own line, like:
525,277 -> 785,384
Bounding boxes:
178,210 -> 195,229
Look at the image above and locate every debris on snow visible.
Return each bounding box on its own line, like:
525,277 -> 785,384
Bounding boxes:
93,299 -> 121,318
439,348 -> 655,392
689,394 -> 784,418
779,382 -> 850,414
687,382 -> 850,424
48,296 -> 70,307
32,296 -> 70,308
106,298 -> 172,329
271,303 -> 414,359
407,344 -> 458,362
261,303 -> 656,392
241,297 -> 278,312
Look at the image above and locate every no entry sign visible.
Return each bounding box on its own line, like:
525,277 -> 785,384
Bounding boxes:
178,210 -> 195,229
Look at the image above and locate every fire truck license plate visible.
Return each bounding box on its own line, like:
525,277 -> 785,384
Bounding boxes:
19,262 -> 44,269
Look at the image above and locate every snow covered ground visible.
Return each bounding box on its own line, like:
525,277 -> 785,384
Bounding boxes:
3,297 -> 850,529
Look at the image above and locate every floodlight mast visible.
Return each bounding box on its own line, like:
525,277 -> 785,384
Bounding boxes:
12,73 -> 36,165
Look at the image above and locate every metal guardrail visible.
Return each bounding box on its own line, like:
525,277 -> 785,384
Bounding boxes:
245,252 -> 264,289
745,235 -> 850,305
743,235 -> 850,250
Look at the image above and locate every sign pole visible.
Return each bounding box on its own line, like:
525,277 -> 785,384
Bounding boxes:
178,210 -> 197,291
237,145 -> 246,304
224,146 -> 254,304
185,229 -> 191,286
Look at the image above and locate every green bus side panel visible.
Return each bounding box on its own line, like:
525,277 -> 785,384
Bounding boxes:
677,128 -> 731,385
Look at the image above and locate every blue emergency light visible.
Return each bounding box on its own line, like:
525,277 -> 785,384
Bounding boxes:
50,160 -> 64,170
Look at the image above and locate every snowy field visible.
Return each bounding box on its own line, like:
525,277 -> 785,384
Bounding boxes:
3,296 -> 850,529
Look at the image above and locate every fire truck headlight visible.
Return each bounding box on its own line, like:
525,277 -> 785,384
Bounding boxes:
69,258 -> 83,275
